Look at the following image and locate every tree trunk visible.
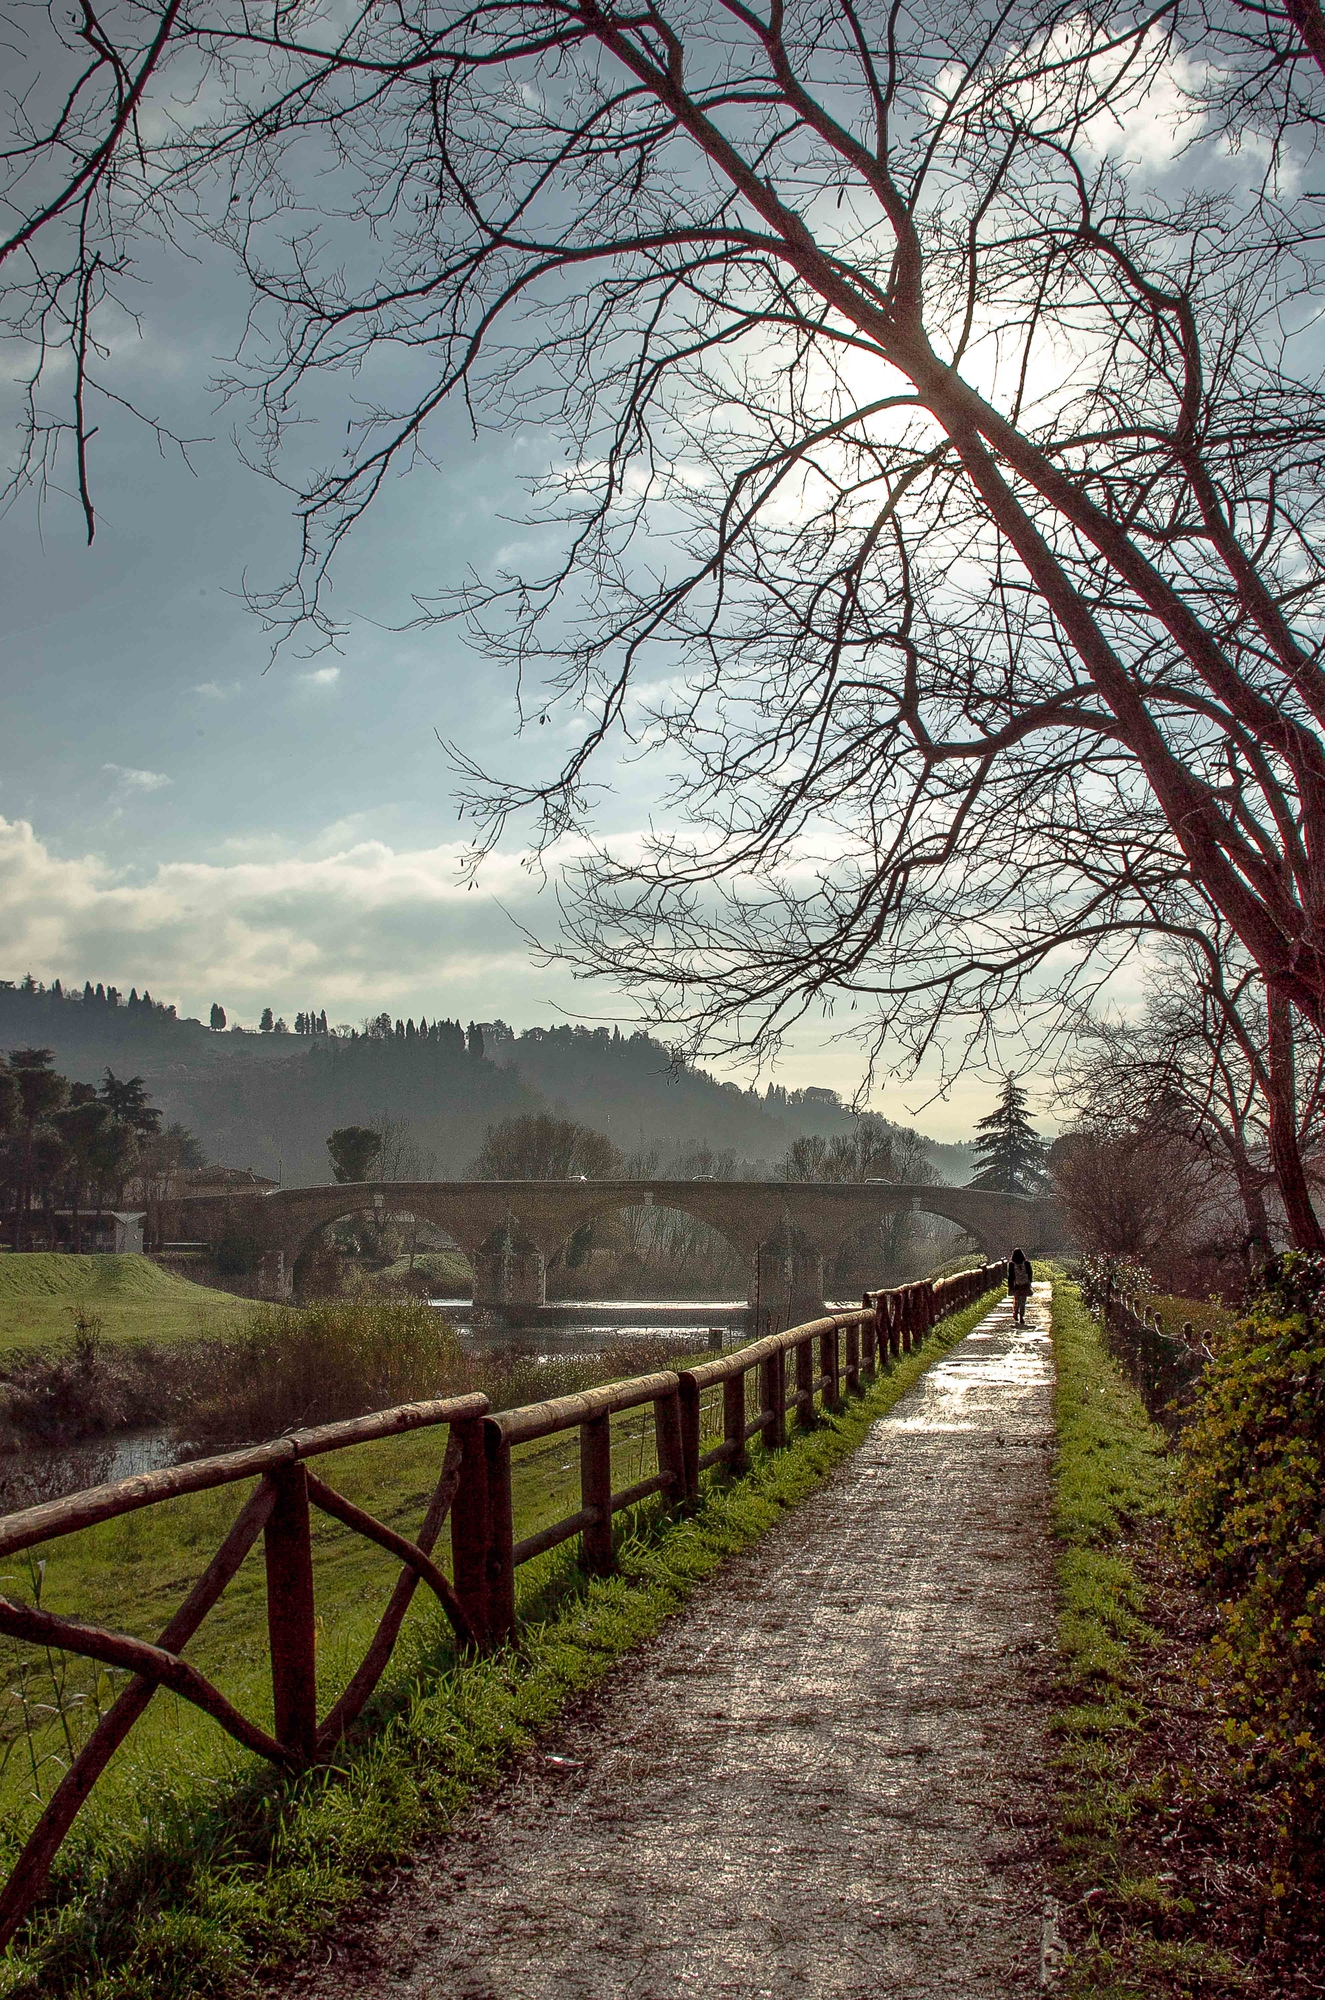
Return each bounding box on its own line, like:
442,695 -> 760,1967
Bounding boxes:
1268,990 -> 1325,1251
1232,1164 -> 1273,1283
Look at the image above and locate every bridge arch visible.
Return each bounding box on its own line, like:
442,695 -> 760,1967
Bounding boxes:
156,1178 -> 1065,1309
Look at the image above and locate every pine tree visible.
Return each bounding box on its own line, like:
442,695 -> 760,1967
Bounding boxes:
970,1077 -> 1046,1195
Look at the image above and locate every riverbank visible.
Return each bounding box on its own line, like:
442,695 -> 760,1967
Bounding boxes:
0,1255 -> 264,1356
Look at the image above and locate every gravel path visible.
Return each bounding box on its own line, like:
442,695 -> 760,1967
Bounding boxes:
298,1282 -> 1057,2000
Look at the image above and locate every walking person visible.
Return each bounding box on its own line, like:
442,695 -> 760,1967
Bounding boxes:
1007,1246 -> 1033,1326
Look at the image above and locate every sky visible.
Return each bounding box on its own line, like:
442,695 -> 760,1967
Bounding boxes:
0,234 -> 1032,1138
2,14 -> 1244,1144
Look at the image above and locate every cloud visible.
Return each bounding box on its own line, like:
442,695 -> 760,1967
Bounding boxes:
192,680 -> 240,700
102,764 -> 172,793
0,814 -> 561,1020
298,665 -> 341,688
0,816 -> 1054,1133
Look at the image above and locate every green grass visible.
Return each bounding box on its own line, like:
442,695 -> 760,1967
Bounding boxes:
0,1286 -> 1001,1998
0,1257 -> 267,1357
1049,1279 -> 1232,1999
1146,1294 -> 1234,1348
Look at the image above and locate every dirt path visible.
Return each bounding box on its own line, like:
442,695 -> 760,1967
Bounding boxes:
297,1283 -> 1058,2000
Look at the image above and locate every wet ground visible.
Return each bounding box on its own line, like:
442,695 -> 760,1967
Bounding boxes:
291,1283 -> 1057,2000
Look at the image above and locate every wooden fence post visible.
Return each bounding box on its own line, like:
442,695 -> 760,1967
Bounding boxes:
845,1321 -> 860,1397
820,1325 -> 839,1409
483,1421 -> 516,1645
860,1296 -> 876,1373
263,1463 -> 318,1761
654,1387 -> 687,1508
760,1349 -> 784,1452
724,1370 -> 748,1473
677,1375 -> 701,1503
581,1414 -> 614,1574
796,1334 -> 815,1427
450,1415 -> 490,1649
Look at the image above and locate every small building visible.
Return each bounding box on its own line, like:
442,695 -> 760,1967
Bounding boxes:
112,1212 -> 146,1254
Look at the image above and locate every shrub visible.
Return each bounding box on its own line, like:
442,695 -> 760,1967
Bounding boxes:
1071,1252 -> 1153,1318
214,1232 -> 261,1276
179,1296 -> 464,1444
1175,1251 -> 1325,1893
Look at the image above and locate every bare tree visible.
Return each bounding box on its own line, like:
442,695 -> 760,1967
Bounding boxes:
7,1 -> 1325,1235
779,1113 -> 938,1284
1063,922 -> 1325,1254
469,1113 -> 624,1180
1051,1122 -> 1216,1268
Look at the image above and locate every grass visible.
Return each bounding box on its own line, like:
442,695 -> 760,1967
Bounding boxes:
1146,1294 -> 1234,1348
1049,1279 -> 1259,1999
0,1285 -> 1001,1998
0,1257 -> 265,1359
1051,1277 -> 1171,1851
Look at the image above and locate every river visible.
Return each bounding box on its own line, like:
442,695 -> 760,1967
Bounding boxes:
0,1303 -> 748,1513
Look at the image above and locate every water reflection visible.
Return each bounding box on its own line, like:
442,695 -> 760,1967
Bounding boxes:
0,1428 -> 176,1512
433,1299 -> 747,1354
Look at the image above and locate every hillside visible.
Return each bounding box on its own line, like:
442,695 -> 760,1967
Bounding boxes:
0,1254 -> 262,1354
0,976 -> 974,1185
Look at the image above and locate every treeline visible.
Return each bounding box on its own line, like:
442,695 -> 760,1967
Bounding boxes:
1,975 -> 179,1022
0,973 -> 974,1187
0,1051 -> 200,1251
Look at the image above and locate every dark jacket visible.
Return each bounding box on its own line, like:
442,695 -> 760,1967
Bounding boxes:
1007,1255 -> 1033,1292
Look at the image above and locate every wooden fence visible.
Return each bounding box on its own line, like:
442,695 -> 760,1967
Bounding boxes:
1100,1286 -> 1210,1433
0,1262 -> 999,1946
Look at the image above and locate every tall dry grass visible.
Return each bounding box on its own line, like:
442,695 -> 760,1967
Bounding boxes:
176,1302 -> 707,1449
179,1296 -> 464,1444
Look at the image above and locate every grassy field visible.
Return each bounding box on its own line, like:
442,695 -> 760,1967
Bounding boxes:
0,1285 -> 1002,1999
0,1256 -> 267,1357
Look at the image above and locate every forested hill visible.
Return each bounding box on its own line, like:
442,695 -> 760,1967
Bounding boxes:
0,978 -> 974,1184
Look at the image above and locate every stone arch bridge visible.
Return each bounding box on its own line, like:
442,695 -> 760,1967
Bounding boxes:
155,1179 -> 1067,1320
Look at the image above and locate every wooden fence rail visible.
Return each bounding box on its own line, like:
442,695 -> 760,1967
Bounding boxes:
0,1262 -> 999,1948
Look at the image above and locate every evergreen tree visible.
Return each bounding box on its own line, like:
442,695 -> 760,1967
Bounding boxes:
970,1077 -> 1046,1195
99,1069 -> 161,1134
260,1007 -> 274,1032
209,1002 -> 226,1031
327,1125 -> 382,1183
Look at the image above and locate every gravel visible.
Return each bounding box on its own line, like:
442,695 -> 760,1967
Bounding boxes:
296,1284 -> 1057,2000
